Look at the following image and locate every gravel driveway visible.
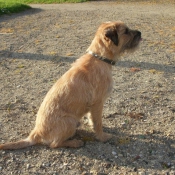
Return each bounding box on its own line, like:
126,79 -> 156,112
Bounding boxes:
0,1 -> 175,174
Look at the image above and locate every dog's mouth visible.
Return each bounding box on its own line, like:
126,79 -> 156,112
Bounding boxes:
125,30 -> 142,50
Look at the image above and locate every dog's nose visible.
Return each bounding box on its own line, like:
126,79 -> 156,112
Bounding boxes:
136,31 -> 141,37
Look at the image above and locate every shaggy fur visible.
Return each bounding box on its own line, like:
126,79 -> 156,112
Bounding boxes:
0,21 -> 141,150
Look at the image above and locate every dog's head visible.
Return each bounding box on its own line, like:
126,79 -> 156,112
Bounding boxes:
87,21 -> 142,60
103,21 -> 142,51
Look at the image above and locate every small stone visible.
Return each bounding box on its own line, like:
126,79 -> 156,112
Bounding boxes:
103,163 -> 112,169
133,155 -> 141,161
112,151 -> 117,155
138,172 -> 146,175
44,162 -> 50,167
132,167 -> 137,172
118,154 -> 123,157
23,159 -> 28,163
0,166 -> 2,171
26,164 -> 30,169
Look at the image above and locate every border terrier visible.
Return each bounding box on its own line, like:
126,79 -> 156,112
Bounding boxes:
0,21 -> 141,150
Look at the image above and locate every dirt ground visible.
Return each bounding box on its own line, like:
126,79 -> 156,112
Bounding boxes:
0,1 -> 175,174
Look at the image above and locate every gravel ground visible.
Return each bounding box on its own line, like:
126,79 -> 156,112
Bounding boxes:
0,1 -> 175,174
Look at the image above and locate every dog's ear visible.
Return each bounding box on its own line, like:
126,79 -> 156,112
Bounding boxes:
105,28 -> 119,46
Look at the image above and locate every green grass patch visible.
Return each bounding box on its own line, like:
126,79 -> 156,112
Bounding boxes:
19,0 -> 88,3
0,1 -> 31,15
0,0 -> 88,15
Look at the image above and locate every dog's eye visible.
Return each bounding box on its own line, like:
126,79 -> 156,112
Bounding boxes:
125,28 -> 129,34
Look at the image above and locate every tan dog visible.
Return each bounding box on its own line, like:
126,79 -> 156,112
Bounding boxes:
0,21 -> 141,150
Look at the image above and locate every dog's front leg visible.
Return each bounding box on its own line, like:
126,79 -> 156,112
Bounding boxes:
90,102 -> 112,142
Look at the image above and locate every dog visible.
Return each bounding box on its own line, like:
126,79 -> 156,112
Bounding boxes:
0,21 -> 141,150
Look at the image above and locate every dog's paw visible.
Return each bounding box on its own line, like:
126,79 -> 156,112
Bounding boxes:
97,132 -> 112,142
70,139 -> 84,148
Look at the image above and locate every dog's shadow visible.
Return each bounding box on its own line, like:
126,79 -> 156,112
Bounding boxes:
73,124 -> 175,171
117,60 -> 175,73
7,123 -> 174,171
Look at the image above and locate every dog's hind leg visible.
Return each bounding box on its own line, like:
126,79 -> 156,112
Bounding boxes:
48,116 -> 84,148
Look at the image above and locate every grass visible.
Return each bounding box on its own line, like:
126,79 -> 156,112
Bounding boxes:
0,1 -> 31,15
23,0 -> 88,3
0,0 -> 89,15
14,0 -> 88,3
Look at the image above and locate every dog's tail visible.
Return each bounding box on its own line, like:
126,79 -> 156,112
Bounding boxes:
0,129 -> 40,150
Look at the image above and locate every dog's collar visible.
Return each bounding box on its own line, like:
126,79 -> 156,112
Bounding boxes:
87,50 -> 116,65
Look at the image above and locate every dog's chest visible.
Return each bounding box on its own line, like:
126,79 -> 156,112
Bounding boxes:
98,72 -> 113,99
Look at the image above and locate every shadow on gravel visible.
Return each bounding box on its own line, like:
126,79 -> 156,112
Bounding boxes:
0,8 -> 42,22
1,50 -> 175,73
73,125 -> 175,170
117,60 -> 175,73
6,125 -> 175,171
0,50 -> 77,63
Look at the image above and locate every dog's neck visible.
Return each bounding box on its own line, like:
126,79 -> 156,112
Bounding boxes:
87,36 -> 121,63
86,50 -> 116,65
